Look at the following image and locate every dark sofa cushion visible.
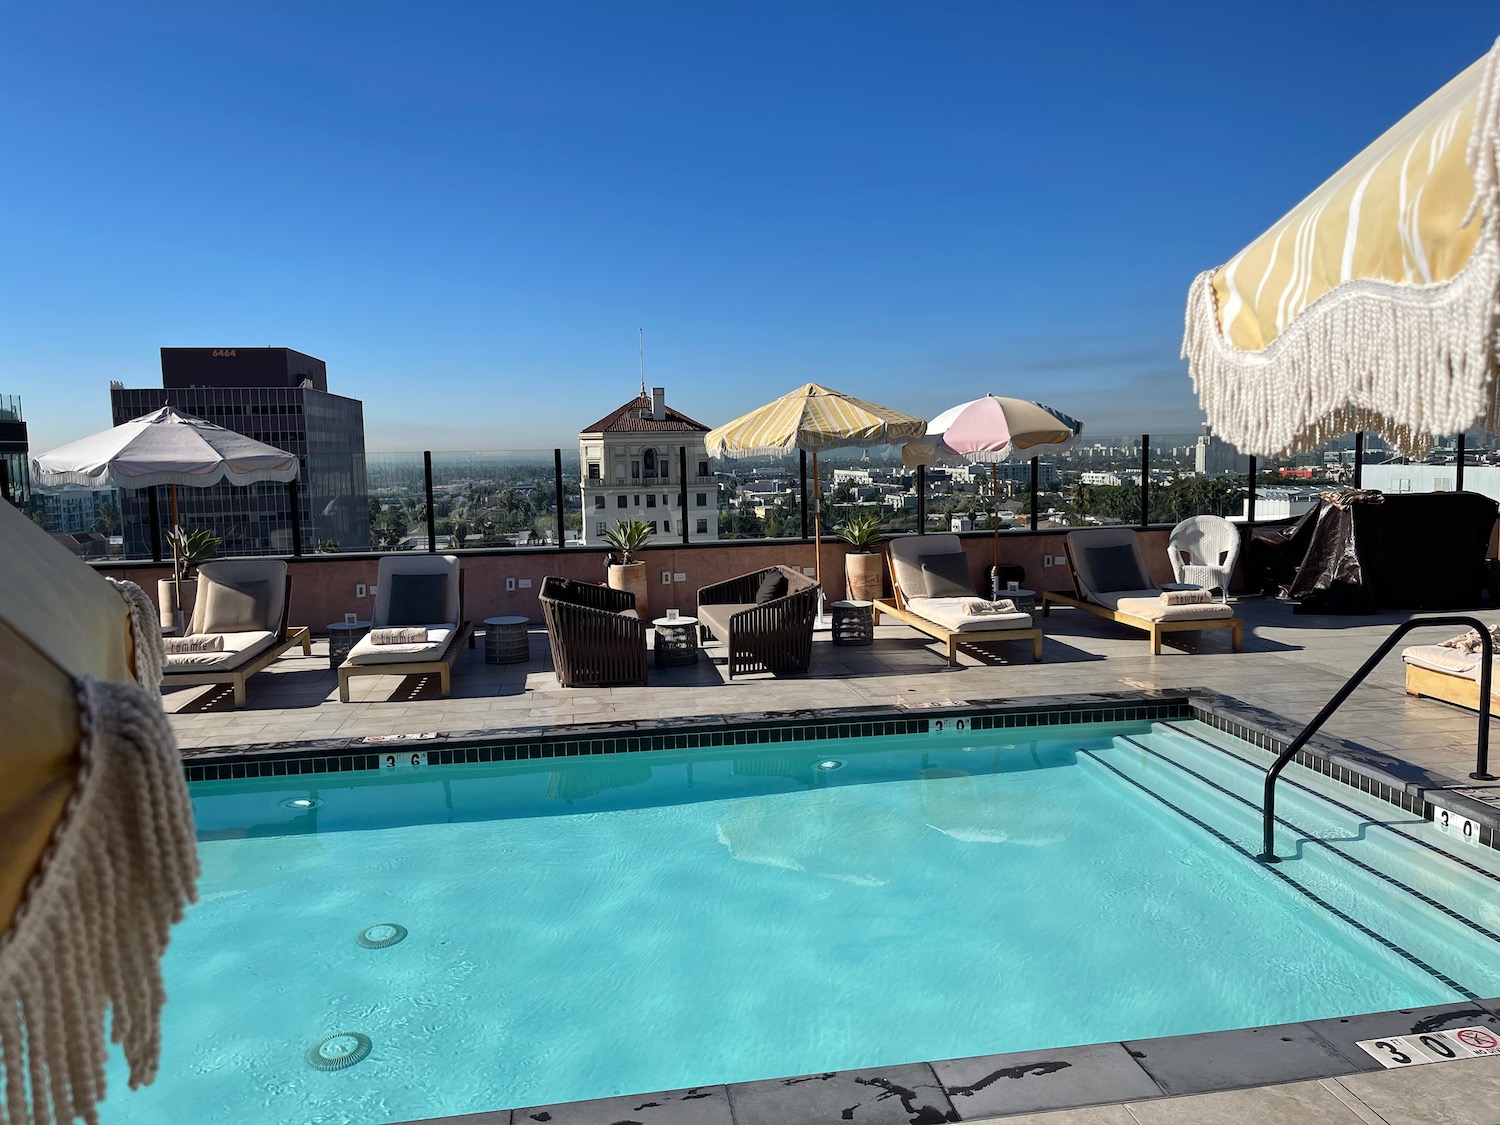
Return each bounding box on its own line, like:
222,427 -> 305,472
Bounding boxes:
1087,544 -> 1148,592
199,578 -> 269,633
387,572 -> 450,626
918,552 -> 974,599
755,571 -> 789,604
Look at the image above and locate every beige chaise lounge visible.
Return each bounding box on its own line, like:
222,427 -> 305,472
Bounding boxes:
1043,527 -> 1242,654
874,534 -> 1042,666
1403,642 -> 1500,715
338,554 -> 472,702
161,559 -> 311,708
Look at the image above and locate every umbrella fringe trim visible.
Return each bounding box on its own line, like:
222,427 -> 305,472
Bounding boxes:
0,677 -> 197,1125
1184,38 -> 1500,461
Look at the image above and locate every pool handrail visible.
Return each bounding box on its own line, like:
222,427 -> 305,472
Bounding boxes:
1260,614 -> 1494,863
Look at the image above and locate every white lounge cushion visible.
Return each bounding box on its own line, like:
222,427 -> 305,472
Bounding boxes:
906,597 -> 1033,633
164,630 -> 277,671
1402,644 -> 1488,680
342,624 -> 457,665
1112,591 -> 1233,621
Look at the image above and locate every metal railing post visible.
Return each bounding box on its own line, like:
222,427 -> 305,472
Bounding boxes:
917,464 -> 926,534
1029,456 -> 1039,530
679,446 -> 689,544
288,479 -> 302,557
1457,434 -> 1467,492
1140,435 -> 1150,526
1247,455 -> 1257,524
1260,614 -> 1494,862
1354,431 -> 1365,489
553,449 -> 565,548
799,451 -> 809,539
424,451 -> 437,552
147,487 -> 162,563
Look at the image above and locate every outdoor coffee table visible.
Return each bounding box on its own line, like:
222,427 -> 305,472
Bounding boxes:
653,616 -> 699,666
831,600 -> 874,646
483,615 -> 530,664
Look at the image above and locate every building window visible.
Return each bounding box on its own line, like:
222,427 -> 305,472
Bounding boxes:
696,518 -> 708,535
698,460 -> 709,477
643,449 -> 656,477
648,521 -> 658,533
633,494 -> 640,506
587,463 -> 600,480
617,496 -> 627,509
659,454 -> 668,482
632,461 -> 640,479
594,496 -> 605,509
646,494 -> 656,508
596,522 -> 607,536
663,519 -> 670,532
696,493 -> 707,507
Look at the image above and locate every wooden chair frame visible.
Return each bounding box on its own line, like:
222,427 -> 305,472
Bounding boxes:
1405,662 -> 1500,716
161,573 -> 313,708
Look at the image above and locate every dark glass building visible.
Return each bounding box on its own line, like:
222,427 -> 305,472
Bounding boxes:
0,394 -> 30,506
112,348 -> 370,556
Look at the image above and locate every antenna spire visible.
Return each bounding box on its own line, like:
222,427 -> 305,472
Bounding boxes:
638,328 -> 646,398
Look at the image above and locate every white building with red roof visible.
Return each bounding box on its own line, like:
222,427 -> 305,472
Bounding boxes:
578,386 -> 719,546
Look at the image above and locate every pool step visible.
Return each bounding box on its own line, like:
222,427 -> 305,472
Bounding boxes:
1084,732 -> 1500,1000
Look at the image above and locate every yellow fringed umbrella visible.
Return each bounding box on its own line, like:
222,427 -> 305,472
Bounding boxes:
705,383 -> 926,585
0,499 -> 197,1124
1184,36 -> 1500,458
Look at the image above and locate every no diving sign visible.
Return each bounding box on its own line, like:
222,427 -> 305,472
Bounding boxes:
1357,1026 -> 1500,1068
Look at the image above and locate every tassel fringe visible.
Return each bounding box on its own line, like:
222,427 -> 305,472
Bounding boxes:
0,678 -> 198,1125
1184,37 -> 1500,460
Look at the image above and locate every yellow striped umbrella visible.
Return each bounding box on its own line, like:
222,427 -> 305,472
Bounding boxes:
705,383 -> 926,583
1184,36 -> 1500,458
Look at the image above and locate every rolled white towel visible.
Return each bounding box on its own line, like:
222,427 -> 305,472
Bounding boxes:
1161,589 -> 1212,606
959,598 -> 1016,616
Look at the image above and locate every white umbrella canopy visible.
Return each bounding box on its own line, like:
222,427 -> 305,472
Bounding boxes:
32,406 -> 299,490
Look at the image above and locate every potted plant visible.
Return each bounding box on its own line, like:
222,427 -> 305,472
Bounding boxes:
834,512 -> 885,602
602,518 -> 653,614
159,527 -> 222,631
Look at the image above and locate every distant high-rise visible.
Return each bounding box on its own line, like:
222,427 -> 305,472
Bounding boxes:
0,394 -> 30,506
1194,424 -> 1240,478
112,348 -> 370,555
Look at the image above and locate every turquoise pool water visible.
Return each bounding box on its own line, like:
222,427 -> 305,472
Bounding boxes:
100,719 -> 1500,1124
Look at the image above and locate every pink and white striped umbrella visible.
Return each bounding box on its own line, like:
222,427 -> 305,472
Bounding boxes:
918,394 -> 1083,463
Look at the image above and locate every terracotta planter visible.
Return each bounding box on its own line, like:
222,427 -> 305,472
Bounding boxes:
608,562 -> 649,616
158,577 -> 198,632
844,550 -> 883,603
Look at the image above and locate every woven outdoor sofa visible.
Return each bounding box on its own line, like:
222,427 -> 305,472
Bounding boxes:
539,576 -> 648,687
696,565 -> 820,678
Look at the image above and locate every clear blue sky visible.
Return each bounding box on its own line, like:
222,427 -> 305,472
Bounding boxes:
4,1 -> 1497,453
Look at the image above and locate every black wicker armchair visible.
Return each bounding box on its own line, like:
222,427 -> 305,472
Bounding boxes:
539,577 -> 648,687
696,565 -> 821,678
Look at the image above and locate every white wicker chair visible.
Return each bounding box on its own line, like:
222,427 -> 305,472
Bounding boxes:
1168,515 -> 1240,596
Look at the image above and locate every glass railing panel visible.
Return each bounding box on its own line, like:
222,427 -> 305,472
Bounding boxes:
1144,431 -> 1249,525
422,451 -> 570,551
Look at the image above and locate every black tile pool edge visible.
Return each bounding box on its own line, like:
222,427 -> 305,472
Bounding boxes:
178,689 -> 1500,1125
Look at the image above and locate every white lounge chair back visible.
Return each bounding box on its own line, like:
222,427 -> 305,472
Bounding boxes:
1064,528 -> 1154,603
189,559 -> 288,636
1168,515 -> 1239,594
373,554 -> 462,627
886,533 -> 971,604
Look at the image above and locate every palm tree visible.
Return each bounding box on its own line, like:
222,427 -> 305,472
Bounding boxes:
1067,481 -> 1095,516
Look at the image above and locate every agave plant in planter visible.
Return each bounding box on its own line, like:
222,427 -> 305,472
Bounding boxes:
602,518 -> 654,614
834,513 -> 885,602
160,527 -> 223,631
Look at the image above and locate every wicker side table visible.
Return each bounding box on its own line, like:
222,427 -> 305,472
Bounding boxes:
652,616 -> 699,666
483,616 -> 530,664
830,600 -> 874,646
327,621 -> 372,670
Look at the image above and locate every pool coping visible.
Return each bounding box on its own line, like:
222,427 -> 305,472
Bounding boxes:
180,689 -> 1500,1124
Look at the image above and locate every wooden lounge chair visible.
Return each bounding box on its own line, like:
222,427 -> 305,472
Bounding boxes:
539,576 -> 648,687
1043,527 -> 1242,654
873,534 -> 1042,666
161,559 -> 311,708
1403,641 -> 1500,716
696,565 -> 820,678
337,555 -> 472,702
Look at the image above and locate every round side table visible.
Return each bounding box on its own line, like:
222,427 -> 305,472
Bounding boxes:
653,616 -> 699,666
830,600 -> 874,646
484,616 -> 530,664
327,621 -> 372,669
998,587 -> 1037,614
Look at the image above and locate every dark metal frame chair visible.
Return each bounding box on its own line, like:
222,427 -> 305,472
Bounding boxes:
539,577 -> 648,687
696,565 -> 821,678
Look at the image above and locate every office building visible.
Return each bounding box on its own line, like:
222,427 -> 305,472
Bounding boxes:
578,387 -> 719,545
0,394 -> 29,506
112,348 -> 369,556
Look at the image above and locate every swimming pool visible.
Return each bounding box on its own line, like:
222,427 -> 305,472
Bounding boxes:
100,716 -> 1500,1124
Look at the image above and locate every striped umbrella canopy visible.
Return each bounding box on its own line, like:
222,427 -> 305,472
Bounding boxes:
705,383 -> 925,586
1184,36 -> 1500,459
704,382 -> 926,458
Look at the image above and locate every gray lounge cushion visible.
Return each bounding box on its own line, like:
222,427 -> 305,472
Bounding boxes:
918,552 -> 974,599
698,602 -> 755,640
198,578 -> 270,633
1087,544 -> 1148,593
387,572 -> 449,626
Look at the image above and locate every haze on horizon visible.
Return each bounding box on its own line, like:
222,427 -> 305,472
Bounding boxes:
3,1 -> 1495,454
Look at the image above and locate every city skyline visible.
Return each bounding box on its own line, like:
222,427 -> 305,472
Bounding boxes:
4,2 -> 1496,454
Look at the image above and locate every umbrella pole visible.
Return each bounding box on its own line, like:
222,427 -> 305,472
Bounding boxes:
812,450 -> 821,585
170,483 -> 184,632
992,463 -> 1000,575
